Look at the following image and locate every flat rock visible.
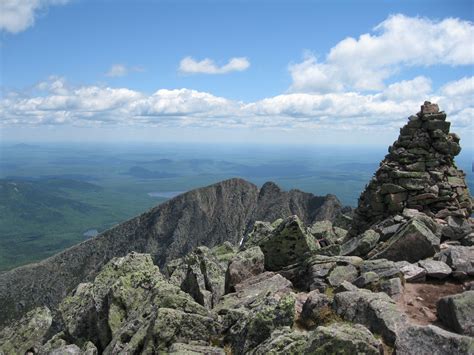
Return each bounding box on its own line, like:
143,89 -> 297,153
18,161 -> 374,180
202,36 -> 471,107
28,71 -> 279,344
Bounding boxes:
437,290 -> 474,336
418,259 -> 451,279
333,290 -> 409,346
341,229 -> 380,257
395,324 -> 474,355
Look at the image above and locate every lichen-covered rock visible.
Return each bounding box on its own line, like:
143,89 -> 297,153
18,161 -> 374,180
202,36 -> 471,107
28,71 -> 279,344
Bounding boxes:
327,264 -> 359,287
249,327 -> 308,355
434,246 -> 474,279
168,343 -> 225,354
333,290 -> 409,345
395,324 -> 474,355
58,252 -> 218,353
243,221 -> 275,249
0,306 -> 52,355
305,323 -> 383,355
418,259 -> 451,279
225,246 -> 265,293
368,216 -> 440,262
341,229 -> 380,256
300,290 -> 330,326
167,246 -> 226,308
258,215 -> 320,270
437,291 -> 474,336
360,259 -> 401,279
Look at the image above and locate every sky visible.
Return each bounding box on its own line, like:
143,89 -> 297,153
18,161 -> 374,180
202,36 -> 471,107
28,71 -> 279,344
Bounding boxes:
0,0 -> 473,146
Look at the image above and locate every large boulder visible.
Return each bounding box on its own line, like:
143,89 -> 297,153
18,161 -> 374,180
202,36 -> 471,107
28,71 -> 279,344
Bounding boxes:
341,229 -> 380,257
225,246 -> 265,293
58,253 -> 218,353
258,215 -> 320,271
437,291 -> 474,336
300,290 -> 331,327
214,272 -> 295,354
418,259 -> 451,279
333,290 -> 409,345
368,216 -> 440,263
0,306 -> 52,354
305,323 -> 383,355
395,325 -> 474,355
249,327 -> 308,355
166,246 -> 226,308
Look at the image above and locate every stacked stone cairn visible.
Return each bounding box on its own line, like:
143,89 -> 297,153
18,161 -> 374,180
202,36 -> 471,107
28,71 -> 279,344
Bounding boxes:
351,101 -> 472,242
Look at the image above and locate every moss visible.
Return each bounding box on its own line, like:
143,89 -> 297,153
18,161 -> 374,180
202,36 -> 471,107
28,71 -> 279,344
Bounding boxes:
324,286 -> 334,299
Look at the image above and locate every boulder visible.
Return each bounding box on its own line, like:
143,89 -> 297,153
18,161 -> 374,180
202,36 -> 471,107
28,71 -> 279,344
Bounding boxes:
379,278 -> 404,300
327,264 -> 359,287
243,221 -> 274,249
399,263 -> 427,282
0,306 -> 52,354
437,291 -> 474,336
418,259 -> 451,279
225,246 -> 265,293
58,253 -> 217,353
353,272 -> 380,288
300,290 -> 331,326
167,246 -> 226,308
305,323 -> 383,355
369,216 -> 440,263
168,343 -> 225,354
249,327 -> 308,355
259,215 -> 320,270
435,246 -> 474,279
333,290 -> 409,345
395,325 -> 474,355
341,229 -> 380,257
360,259 -> 401,279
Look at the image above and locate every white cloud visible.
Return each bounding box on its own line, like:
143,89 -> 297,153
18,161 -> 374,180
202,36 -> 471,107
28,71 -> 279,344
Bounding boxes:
290,14 -> 474,93
0,0 -> 69,33
179,56 -> 250,74
1,76 -> 472,134
381,76 -> 432,101
105,64 -> 145,77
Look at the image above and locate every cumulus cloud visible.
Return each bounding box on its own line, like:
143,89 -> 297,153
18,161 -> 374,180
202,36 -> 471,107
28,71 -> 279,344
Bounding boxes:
289,14 -> 474,93
0,0 -> 69,33
1,76 -> 472,133
179,56 -> 250,74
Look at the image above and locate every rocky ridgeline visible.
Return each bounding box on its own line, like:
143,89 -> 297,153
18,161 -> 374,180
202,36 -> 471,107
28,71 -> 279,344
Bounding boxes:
1,215 -> 473,354
1,103 -> 474,354
351,101 -> 472,241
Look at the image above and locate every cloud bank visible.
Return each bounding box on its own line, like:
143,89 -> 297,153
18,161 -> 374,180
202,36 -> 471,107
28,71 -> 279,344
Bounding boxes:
1,76 -> 472,134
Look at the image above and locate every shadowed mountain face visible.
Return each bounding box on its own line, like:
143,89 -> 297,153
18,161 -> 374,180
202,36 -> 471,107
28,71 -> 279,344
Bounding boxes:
0,178 -> 342,325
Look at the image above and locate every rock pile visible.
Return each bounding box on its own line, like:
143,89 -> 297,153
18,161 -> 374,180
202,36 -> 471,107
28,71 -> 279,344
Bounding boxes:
351,101 -> 472,241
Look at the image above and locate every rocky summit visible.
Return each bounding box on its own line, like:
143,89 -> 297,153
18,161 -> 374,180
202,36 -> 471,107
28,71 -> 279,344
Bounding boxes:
1,102 -> 474,355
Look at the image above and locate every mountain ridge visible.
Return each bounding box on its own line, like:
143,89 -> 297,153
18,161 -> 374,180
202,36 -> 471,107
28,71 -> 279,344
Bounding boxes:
0,177 -> 342,326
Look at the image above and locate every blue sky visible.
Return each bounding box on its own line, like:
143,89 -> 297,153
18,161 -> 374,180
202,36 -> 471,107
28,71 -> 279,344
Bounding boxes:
1,0 -> 473,145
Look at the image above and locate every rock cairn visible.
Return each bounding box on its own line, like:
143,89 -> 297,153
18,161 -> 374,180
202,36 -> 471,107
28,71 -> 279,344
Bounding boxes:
351,102 -> 472,238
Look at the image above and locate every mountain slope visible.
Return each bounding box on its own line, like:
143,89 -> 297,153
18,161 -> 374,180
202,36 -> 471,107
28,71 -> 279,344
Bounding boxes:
0,178 -> 342,326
